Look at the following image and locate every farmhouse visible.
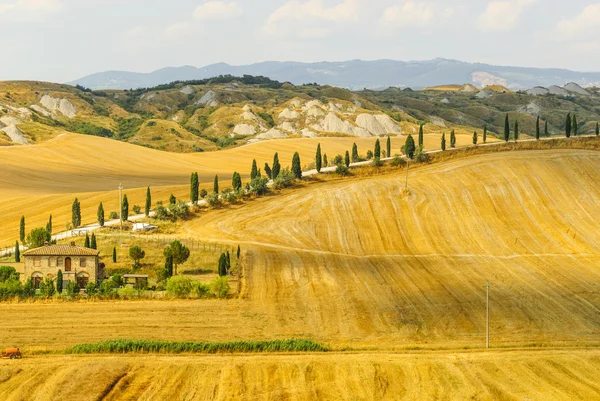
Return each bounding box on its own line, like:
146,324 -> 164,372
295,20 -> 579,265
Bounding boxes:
22,242 -> 102,289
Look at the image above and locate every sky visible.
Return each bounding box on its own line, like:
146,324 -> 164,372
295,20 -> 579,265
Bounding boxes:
1,0 -> 600,82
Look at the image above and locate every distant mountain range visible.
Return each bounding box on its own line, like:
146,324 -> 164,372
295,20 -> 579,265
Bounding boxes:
69,59 -> 600,91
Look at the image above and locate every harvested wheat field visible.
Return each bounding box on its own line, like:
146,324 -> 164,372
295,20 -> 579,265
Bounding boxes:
1,350 -> 600,400
0,133 -> 480,247
2,148 -> 600,400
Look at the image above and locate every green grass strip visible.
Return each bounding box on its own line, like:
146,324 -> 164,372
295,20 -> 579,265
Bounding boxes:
67,339 -> 328,354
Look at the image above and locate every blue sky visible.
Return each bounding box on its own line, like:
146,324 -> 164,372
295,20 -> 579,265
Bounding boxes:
1,0 -> 599,82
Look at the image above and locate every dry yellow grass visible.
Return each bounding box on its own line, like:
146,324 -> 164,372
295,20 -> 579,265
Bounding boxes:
1,350 -> 600,400
0,133 -> 480,247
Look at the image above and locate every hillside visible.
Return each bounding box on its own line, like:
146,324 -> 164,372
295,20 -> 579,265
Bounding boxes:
69,58 -> 600,91
1,77 -> 599,154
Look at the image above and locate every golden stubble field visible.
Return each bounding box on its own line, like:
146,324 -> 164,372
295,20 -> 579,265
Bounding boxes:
0,133 -> 482,248
1,139 -> 600,399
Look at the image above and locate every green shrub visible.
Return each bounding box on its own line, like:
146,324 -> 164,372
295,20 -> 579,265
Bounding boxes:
336,163 -> 350,176
109,211 -> 118,219
132,205 -> 142,215
68,339 -> 329,354
273,168 -> 295,189
166,276 -> 193,298
0,266 -> 19,282
64,281 -> 79,298
249,177 -> 269,196
391,155 -> 406,167
414,147 -> 430,163
371,157 -> 383,167
192,281 -> 211,298
85,282 -> 97,296
39,278 -> 55,298
0,278 -> 23,299
118,286 -> 137,299
206,192 -> 221,207
99,279 -> 117,297
210,276 -> 230,298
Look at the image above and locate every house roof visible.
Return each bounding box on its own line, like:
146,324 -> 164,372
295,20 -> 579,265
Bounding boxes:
23,244 -> 100,257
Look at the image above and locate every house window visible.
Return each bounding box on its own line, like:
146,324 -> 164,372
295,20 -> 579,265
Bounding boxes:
57,258 -> 64,267
65,257 -> 72,272
80,258 -> 87,267
33,257 -> 41,267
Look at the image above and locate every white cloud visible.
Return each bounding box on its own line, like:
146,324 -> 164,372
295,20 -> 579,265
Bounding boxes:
165,21 -> 192,38
382,1 -> 435,27
477,0 -> 537,32
193,1 -> 242,21
264,0 -> 358,36
556,3 -> 600,38
126,26 -> 146,38
0,0 -> 63,15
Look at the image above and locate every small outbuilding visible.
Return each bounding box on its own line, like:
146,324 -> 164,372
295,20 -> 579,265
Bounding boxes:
22,242 -> 102,289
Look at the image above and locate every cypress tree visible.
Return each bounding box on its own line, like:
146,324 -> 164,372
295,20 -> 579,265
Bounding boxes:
323,154 -> 328,167
264,163 -> 272,179
190,172 -> 199,203
441,133 -> 446,151
57,270 -> 63,294
46,215 -> 52,235
344,151 -> 350,167
596,122 -> 599,136
404,134 -> 416,159
565,113 -> 572,138
237,245 -> 241,259
514,120 -> 519,142
169,194 -> 176,204
226,251 -> 231,271
165,253 -> 173,277
122,194 -> 129,221
536,116 -> 540,140
572,114 -> 578,136
351,143 -> 359,162
374,139 -> 381,159
72,198 -> 81,228
272,153 -> 281,180
473,131 -> 478,145
450,130 -> 456,148
84,233 -> 90,248
90,233 -> 97,250
483,125 -> 487,144
145,187 -> 151,216
213,175 -> 219,194
232,172 -> 242,191
19,216 -> 25,242
418,124 -> 424,148
218,253 -> 227,276
292,152 -> 302,179
316,144 -> 322,173
545,120 -> 549,137
504,114 -> 510,142
251,160 -> 258,180
97,202 -> 105,227
386,136 -> 391,158
15,241 -> 20,263
112,247 -> 117,263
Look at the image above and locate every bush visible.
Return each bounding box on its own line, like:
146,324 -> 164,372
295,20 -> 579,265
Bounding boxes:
371,157 -> 383,167
336,163 -> 350,176
192,281 -> 211,298
109,211 -> 118,219
391,155 -> 406,167
0,266 -> 19,282
85,282 -> 97,296
222,188 -> 240,204
64,280 -> 79,298
366,150 -> 374,160
132,205 -> 141,215
206,192 -> 221,207
166,276 -> 193,298
99,279 -> 118,297
211,277 -> 230,298
118,286 -> 138,299
333,154 -> 343,165
200,189 -> 208,199
39,278 -> 55,298
414,147 -> 430,163
0,278 -> 23,300
273,168 -> 295,189
249,177 -> 269,196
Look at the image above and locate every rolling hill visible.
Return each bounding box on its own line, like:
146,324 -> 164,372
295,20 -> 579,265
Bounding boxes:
69,58 -> 600,91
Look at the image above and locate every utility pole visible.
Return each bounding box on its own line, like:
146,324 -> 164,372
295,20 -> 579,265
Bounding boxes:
118,183 -> 123,233
405,159 -> 409,191
486,280 -> 490,349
